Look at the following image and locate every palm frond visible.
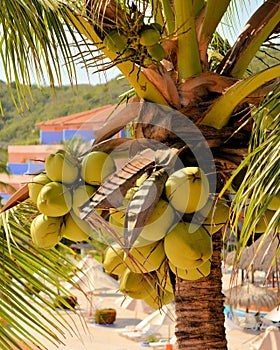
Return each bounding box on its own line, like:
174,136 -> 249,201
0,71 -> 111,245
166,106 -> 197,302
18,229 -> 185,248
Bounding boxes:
0,0 -> 88,110
217,0 -> 280,78
0,201 -> 80,349
226,88 -> 280,265
202,64 -> 280,129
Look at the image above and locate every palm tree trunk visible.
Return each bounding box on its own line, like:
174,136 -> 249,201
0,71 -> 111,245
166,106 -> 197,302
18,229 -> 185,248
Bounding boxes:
174,230 -> 227,349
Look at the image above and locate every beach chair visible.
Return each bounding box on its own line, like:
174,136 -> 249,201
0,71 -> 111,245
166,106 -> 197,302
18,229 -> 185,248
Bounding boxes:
241,313 -> 261,331
121,324 -> 161,340
225,315 -> 242,332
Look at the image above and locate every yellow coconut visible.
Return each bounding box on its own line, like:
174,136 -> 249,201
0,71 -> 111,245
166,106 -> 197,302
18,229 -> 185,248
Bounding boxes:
144,288 -> 174,310
37,182 -> 72,217
28,173 -> 51,203
164,222 -> 212,269
45,149 -> 79,184
103,244 -> 126,275
108,210 -> 126,236
255,209 -> 276,233
61,212 -> 92,242
200,199 -> 230,234
165,167 -> 210,214
72,184 -> 99,217
119,269 -> 155,299
124,240 -> 166,273
133,235 -> 157,248
156,261 -> 174,293
109,202 -> 174,246
169,259 -> 211,280
31,214 -> 63,249
138,199 -> 175,242
81,151 -> 116,186
267,193 -> 280,211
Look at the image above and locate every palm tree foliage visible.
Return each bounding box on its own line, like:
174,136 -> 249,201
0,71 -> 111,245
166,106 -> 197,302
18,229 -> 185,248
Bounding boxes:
1,0 -> 280,349
0,201 -> 84,349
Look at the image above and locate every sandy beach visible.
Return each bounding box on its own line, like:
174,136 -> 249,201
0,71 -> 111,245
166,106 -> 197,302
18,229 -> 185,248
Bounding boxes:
13,270 -> 277,350
23,289 -> 175,350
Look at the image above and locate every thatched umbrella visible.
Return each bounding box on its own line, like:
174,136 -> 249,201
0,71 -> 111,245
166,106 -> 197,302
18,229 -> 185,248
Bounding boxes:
224,282 -> 278,312
224,232 -> 280,284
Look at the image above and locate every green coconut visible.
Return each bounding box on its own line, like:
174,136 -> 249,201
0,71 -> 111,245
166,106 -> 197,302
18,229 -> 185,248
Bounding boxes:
138,199 -> 175,242
81,151 -> 116,186
28,173 -> 51,203
108,210 -> 126,236
37,182 -> 72,217
140,28 -> 161,46
164,222 -> 212,269
103,244 -> 126,275
119,269 -> 155,299
165,167 -> 210,214
104,30 -> 127,53
144,288 -> 174,310
124,240 -> 166,273
267,192 -> 280,211
61,212 -> 92,242
31,214 -> 64,249
200,199 -> 230,234
72,184 -> 99,217
147,43 -> 165,62
45,149 -> 79,184
169,259 -> 211,280
255,209 -> 276,233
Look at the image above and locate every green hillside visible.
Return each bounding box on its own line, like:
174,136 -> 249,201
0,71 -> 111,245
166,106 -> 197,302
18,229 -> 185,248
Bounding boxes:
0,76 -> 130,152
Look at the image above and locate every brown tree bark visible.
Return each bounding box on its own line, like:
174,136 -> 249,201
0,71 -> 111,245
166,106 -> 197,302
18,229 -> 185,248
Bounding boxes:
174,230 -> 227,349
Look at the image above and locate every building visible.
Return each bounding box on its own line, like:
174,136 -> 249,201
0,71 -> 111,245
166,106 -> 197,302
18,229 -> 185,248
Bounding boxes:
0,104 -> 127,202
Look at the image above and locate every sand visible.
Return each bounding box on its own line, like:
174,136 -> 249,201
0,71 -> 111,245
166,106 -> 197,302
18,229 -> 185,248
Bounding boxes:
14,271 -> 273,350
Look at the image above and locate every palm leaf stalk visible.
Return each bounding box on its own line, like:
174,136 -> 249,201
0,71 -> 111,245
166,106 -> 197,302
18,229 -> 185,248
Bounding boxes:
1,0 -> 280,349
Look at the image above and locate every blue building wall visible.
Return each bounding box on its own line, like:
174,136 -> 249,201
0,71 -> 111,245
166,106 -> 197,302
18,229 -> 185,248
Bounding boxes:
40,130 -> 63,144
26,163 -> 45,175
0,192 -> 11,203
7,163 -> 28,175
63,129 -> 94,142
7,127 -> 128,177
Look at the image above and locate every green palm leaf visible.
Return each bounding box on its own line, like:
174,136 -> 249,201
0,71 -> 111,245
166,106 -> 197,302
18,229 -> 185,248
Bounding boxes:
0,0 -> 87,110
0,202 -> 80,349
225,89 -> 280,264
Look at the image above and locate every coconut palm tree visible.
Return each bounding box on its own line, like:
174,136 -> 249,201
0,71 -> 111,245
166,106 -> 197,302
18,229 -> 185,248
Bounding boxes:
1,0 -> 279,349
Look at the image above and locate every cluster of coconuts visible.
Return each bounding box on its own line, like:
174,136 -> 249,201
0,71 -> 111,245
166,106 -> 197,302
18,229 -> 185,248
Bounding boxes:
103,22 -> 165,66
28,149 -> 116,249
103,167 -> 230,309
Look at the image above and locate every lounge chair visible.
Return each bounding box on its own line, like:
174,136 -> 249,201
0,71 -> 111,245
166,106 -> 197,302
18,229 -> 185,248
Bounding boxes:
240,313 -> 262,331
121,324 -> 161,341
225,315 -> 242,332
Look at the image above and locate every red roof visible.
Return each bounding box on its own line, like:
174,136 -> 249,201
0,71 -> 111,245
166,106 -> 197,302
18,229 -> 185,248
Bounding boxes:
35,104 -> 124,131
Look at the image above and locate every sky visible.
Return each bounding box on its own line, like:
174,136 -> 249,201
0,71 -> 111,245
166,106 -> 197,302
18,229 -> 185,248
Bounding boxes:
0,1 -> 263,86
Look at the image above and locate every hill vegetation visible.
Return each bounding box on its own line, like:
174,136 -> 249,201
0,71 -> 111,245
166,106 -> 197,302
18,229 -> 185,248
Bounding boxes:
0,76 -> 130,153
0,47 -> 278,157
